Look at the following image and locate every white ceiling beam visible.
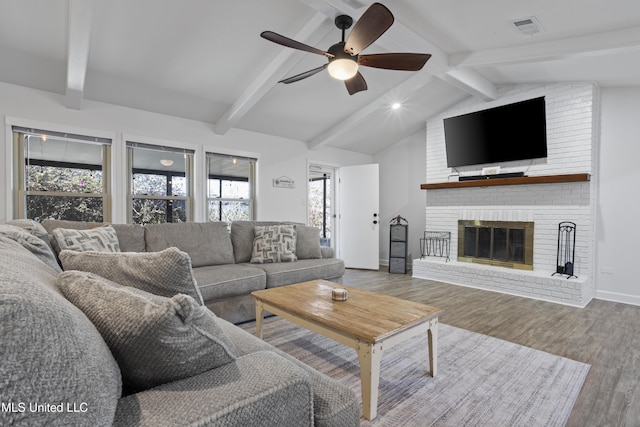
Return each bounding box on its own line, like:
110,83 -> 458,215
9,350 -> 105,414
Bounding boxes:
441,68 -> 498,101
65,0 -> 96,110
307,71 -> 435,150
450,26 -> 640,68
214,12 -> 332,135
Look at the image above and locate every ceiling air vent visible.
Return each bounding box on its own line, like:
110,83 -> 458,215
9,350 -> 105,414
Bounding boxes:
512,16 -> 543,36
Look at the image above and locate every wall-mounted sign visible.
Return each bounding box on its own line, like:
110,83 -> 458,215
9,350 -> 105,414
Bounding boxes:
273,176 -> 295,189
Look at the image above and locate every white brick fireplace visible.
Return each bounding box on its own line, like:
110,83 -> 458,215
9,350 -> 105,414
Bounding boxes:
413,83 -> 598,307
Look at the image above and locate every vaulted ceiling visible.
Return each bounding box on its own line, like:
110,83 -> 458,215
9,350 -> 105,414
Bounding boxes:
1,0 -> 640,155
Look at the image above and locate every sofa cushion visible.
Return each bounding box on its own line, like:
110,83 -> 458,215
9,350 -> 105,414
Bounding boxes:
320,246 -> 335,258
6,218 -> 50,245
295,225 -> 322,260
58,270 -> 237,391
59,247 -> 204,305
113,351 -> 314,427
219,318 -> 361,427
0,224 -> 61,272
251,224 -> 297,264
52,225 -> 121,253
251,258 -> 346,289
192,264 -> 266,300
110,223 -> 146,252
230,220 -> 282,263
0,237 -> 121,426
41,218 -> 100,234
145,222 -> 234,267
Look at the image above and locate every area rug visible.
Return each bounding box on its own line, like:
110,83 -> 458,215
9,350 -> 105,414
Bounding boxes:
241,317 -> 590,426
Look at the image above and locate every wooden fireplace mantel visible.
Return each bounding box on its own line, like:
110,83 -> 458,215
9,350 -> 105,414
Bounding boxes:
420,173 -> 590,190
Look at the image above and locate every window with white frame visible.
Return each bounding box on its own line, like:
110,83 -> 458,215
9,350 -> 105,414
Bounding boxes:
12,126 -> 111,222
206,153 -> 256,222
127,141 -> 194,224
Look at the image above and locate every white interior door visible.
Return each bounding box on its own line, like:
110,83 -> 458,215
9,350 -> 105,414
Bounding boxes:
338,164 -> 379,270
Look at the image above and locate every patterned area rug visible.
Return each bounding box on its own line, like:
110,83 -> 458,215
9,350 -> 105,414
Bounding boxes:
241,317 -> 590,426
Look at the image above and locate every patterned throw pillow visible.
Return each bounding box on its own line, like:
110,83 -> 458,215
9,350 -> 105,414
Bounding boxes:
250,224 -> 297,263
57,271 -> 237,391
58,247 -> 204,305
52,225 -> 120,253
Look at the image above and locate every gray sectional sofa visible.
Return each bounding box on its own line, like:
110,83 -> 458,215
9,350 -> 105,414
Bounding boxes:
0,220 -> 359,426
41,219 -> 345,324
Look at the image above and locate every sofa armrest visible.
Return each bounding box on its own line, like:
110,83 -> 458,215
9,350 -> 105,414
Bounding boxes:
113,351 -> 313,427
320,246 -> 334,258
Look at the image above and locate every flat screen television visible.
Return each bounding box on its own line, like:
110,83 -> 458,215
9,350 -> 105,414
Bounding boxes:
443,97 -> 547,168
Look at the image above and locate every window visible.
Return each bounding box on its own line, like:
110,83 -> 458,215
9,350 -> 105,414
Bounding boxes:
127,141 -> 194,224
13,127 -> 111,222
308,165 -> 334,246
206,153 -> 256,223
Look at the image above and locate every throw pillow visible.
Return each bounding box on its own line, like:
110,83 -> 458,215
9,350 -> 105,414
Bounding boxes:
58,247 -> 204,305
0,224 -> 62,272
250,224 -> 297,264
52,225 -> 121,253
294,225 -> 323,259
6,219 -> 50,244
57,271 -> 237,391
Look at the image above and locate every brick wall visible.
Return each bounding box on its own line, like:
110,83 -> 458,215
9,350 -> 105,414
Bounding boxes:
415,83 -> 598,307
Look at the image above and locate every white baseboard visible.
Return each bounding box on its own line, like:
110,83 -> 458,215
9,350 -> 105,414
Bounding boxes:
595,290 -> 640,306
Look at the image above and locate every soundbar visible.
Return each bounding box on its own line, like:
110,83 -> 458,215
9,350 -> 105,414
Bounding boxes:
459,172 -> 525,181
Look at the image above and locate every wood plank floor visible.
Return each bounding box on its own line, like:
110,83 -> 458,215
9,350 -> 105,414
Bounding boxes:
335,267 -> 640,427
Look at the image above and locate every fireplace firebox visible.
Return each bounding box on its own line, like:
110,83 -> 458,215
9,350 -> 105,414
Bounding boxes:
457,220 -> 534,270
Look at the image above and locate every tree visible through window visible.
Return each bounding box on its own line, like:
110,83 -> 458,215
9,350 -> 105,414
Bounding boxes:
127,141 -> 194,224
207,153 -> 256,223
13,127 -> 111,222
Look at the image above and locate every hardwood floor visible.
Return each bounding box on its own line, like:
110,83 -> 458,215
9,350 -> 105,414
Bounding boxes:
335,267 -> 640,427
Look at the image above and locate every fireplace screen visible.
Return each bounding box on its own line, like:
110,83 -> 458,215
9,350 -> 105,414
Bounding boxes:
458,220 -> 533,270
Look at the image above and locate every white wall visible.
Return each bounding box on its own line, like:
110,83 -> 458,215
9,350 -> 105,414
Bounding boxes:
0,82 -> 372,224
596,86 -> 640,305
373,128 -> 426,266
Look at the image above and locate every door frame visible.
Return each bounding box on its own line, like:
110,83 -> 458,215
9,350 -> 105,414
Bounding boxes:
307,161 -> 338,249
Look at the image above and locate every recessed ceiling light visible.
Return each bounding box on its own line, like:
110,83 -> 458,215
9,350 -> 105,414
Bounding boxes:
391,102 -> 401,110
160,159 -> 174,166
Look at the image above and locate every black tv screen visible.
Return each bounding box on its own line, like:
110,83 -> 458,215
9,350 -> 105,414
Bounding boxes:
443,97 -> 547,168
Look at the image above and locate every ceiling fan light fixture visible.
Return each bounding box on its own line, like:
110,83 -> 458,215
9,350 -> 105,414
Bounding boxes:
328,58 -> 358,81
160,159 -> 174,167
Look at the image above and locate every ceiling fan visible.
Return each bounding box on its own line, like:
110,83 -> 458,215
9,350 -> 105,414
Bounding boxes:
261,3 -> 431,95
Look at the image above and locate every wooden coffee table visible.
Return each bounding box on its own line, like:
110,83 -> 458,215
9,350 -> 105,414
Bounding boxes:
251,279 -> 444,420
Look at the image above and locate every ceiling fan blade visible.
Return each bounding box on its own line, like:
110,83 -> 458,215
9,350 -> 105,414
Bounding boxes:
344,3 -> 394,56
344,71 -> 367,95
279,64 -> 328,84
261,31 -> 333,57
358,53 -> 431,71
